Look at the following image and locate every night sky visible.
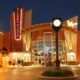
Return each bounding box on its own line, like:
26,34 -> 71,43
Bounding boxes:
0,0 -> 80,31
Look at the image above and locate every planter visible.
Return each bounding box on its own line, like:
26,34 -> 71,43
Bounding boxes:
40,67 -> 78,80
39,76 -> 78,80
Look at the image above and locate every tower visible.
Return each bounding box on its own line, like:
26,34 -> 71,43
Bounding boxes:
10,6 -> 32,52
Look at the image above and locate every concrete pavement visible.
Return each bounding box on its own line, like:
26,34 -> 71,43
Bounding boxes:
0,64 -> 80,80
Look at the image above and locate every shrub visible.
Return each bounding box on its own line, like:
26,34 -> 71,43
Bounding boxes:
42,68 -> 74,77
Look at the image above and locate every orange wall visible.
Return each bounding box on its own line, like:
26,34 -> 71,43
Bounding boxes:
77,30 -> 80,62
31,29 -> 64,41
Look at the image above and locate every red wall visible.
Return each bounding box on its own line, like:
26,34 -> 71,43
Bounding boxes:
10,8 -> 24,52
3,32 -> 10,51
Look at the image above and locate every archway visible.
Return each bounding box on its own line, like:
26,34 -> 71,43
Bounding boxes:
22,22 -> 77,64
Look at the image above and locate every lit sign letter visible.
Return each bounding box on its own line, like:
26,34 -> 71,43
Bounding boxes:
15,7 -> 20,40
67,20 -> 77,27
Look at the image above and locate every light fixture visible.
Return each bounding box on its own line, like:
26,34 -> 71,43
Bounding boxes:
52,19 -> 61,27
52,17 -> 62,31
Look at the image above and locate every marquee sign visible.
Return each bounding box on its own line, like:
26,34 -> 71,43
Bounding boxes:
15,7 -> 20,40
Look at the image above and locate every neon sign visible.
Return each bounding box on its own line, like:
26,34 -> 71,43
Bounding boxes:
15,7 -> 20,40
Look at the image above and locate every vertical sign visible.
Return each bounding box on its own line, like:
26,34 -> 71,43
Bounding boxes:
15,7 -> 20,40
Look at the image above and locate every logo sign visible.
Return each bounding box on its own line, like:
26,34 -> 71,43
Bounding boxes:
67,20 -> 78,27
15,7 -> 20,40
63,16 -> 78,30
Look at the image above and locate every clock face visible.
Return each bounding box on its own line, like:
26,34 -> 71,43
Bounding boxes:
53,19 -> 61,27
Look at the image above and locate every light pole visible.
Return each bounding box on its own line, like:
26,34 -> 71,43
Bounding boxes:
52,17 -> 62,68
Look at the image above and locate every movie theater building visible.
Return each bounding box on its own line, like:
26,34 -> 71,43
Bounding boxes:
10,7 -> 32,52
1,7 -> 32,67
21,16 -> 79,64
2,6 -> 80,65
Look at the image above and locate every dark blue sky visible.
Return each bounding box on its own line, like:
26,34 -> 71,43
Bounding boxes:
0,0 -> 80,31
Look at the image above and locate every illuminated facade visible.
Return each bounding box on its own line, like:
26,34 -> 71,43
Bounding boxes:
2,6 -> 80,65
0,7 -> 32,67
22,16 -> 80,64
10,6 -> 32,52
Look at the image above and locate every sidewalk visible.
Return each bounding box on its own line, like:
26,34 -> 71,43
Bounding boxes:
1,64 -> 44,69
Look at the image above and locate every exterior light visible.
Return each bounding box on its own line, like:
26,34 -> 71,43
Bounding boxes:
52,19 -> 61,27
52,17 -> 62,31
